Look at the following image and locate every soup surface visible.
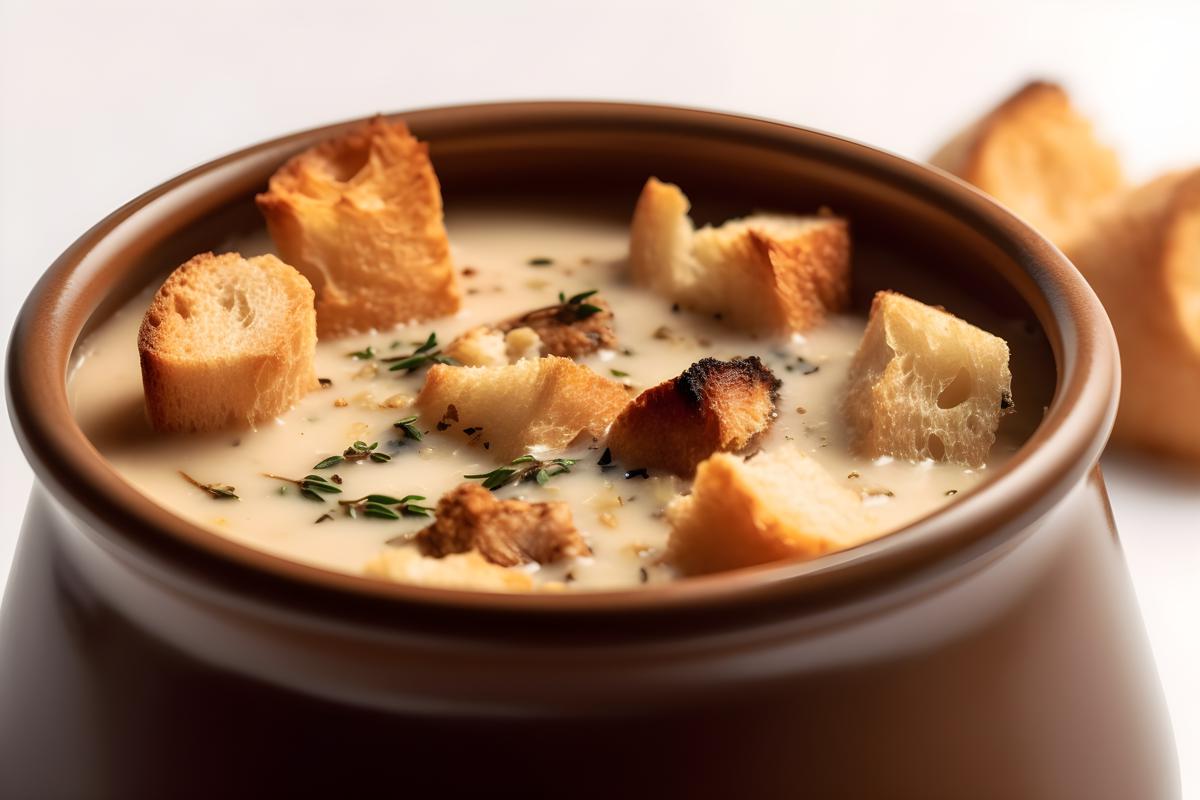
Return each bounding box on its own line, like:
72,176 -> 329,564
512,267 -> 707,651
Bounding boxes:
69,208 -> 1024,590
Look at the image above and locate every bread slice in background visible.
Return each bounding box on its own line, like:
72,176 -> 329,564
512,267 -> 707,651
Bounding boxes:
843,291 -> 1013,467
930,81 -> 1124,244
666,447 -> 875,576
256,117 -> 460,337
138,252 -> 318,432
607,356 -> 781,477
364,548 -> 535,592
1064,170 -> 1200,459
629,178 -> 850,334
415,356 -> 631,460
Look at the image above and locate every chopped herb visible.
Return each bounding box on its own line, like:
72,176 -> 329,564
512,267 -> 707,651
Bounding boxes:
380,332 -> 459,373
317,377 -> 333,388
312,440 -> 392,470
315,511 -> 336,524
945,489 -> 959,496
265,473 -> 343,502
610,368 -> 630,378
331,474 -> 344,485
393,415 -> 423,441
339,493 -> 433,520
528,257 -> 554,266
847,471 -> 860,479
639,567 -> 649,584
462,426 -> 481,436
347,345 -> 376,360
179,471 -> 238,500
464,454 -> 577,491
795,358 -> 820,375
624,468 -> 650,480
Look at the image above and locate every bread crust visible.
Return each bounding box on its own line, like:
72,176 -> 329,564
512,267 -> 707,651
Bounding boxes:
666,448 -> 875,576
930,81 -> 1124,243
138,252 -> 317,432
416,483 -> 588,566
607,357 -> 781,477
415,356 -> 631,460
256,117 -> 460,337
628,178 -> 850,334
843,291 -> 1013,467
364,548 -> 535,592
1063,169 -> 1200,459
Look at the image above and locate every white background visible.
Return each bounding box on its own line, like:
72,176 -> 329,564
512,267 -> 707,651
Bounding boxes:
2,0 -> 1196,792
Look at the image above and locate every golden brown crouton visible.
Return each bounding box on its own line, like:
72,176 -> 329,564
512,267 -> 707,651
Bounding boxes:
256,117 -> 460,337
931,81 -> 1124,243
138,252 -> 318,432
843,292 -> 1013,467
666,448 -> 876,576
1063,169 -> 1200,460
364,548 -> 535,592
416,483 -> 588,567
629,177 -> 850,334
416,356 -> 631,460
607,357 -> 781,477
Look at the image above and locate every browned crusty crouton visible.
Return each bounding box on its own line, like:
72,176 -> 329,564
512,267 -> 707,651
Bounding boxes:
930,81 -> 1124,243
416,356 -> 630,459
843,291 -> 1013,467
416,483 -> 588,567
1063,169 -> 1200,460
256,117 -> 460,337
138,252 -> 318,432
607,357 -> 781,477
364,548 -> 535,592
629,178 -> 850,334
666,447 -> 876,576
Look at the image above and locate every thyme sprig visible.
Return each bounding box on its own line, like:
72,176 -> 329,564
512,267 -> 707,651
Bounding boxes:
393,415 -> 423,441
338,493 -> 433,520
347,345 -> 376,360
508,289 -> 604,331
313,440 -> 392,470
464,454 -> 577,491
265,473 -> 344,502
179,471 -> 238,500
380,332 -> 459,373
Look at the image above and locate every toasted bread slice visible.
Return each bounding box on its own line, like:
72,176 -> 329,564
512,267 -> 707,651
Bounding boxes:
1063,169 -> 1200,459
666,447 -> 875,576
628,178 -> 850,334
443,326 -> 544,367
256,117 -> 460,337
931,81 -> 1124,243
364,548 -> 534,592
138,252 -> 318,432
416,483 -> 588,566
416,356 -> 631,459
843,291 -> 1013,467
607,357 -> 781,477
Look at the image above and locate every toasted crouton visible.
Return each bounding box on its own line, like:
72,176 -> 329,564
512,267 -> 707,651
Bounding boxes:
416,483 -> 588,566
628,178 -> 850,334
416,356 -> 630,459
931,81 -> 1124,243
364,548 -> 534,592
256,117 -> 460,337
607,357 -> 781,477
843,292 -> 1013,467
443,326 -> 544,367
138,252 -> 317,432
666,448 -> 875,576
1063,169 -> 1200,459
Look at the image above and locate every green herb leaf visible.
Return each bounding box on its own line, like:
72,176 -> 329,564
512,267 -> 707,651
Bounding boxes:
393,415 -> 423,441
610,368 -> 630,378
464,455 -> 577,491
348,345 -> 376,360
179,471 -> 239,500
313,455 -> 344,470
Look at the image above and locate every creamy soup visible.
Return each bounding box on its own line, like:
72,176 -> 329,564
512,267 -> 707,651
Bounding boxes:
68,209 -> 1023,590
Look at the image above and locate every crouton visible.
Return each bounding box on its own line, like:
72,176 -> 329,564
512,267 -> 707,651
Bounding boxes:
444,326 -> 544,367
364,548 -> 535,592
256,117 -> 460,337
666,448 -> 875,576
607,357 -> 781,477
1063,169 -> 1200,460
628,178 -> 850,334
416,483 -> 588,566
931,81 -> 1124,243
843,291 -> 1013,467
138,252 -> 317,432
416,356 -> 630,459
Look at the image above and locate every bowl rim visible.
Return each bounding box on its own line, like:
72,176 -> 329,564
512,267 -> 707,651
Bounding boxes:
5,100 -> 1119,623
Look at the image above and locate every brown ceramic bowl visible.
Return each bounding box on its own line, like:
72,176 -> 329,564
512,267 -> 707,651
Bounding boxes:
1,103 -> 1179,798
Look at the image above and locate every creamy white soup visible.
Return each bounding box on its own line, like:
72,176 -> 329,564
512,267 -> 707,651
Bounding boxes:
68,209 -> 1021,590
